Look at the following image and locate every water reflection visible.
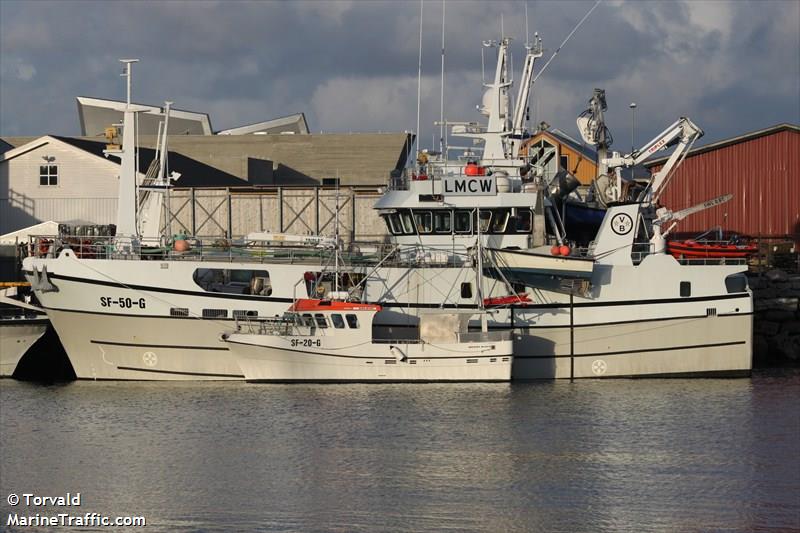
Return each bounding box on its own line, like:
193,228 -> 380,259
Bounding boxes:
1,372 -> 798,532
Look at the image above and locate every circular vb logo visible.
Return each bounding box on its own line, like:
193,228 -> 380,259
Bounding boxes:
142,351 -> 158,367
610,213 -> 633,235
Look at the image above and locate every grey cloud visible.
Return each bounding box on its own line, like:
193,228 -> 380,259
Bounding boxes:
0,0 -> 797,148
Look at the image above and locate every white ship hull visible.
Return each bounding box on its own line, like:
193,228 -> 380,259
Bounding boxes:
23,249 -> 752,380
0,317 -> 48,377
227,334 -> 513,382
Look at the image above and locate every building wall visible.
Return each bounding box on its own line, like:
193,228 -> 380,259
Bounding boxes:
521,132 -> 598,185
165,187 -> 387,243
135,133 -> 410,186
0,140 -> 120,233
652,129 -> 800,240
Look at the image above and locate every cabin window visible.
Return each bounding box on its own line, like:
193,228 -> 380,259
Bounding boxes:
725,274 -> 747,294
434,211 -> 452,233
400,211 -> 415,234
461,282 -> 473,299
233,310 -> 258,320
39,164 -> 58,186
516,209 -> 532,232
680,281 -> 691,297
193,268 -> 271,295
345,314 -> 359,329
202,309 -> 228,318
478,210 -> 492,233
414,211 -> 433,233
491,209 -> 510,233
302,313 -> 315,327
331,313 -> 345,329
560,154 -> 569,170
314,313 -> 328,328
454,210 -> 472,234
170,307 -> 189,317
386,214 -> 403,235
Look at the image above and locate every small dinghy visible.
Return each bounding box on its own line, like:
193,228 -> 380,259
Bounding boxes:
666,239 -> 758,259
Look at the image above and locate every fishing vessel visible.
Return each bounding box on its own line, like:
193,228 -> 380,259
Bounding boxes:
0,285 -> 48,377
223,299 -> 513,382
22,35 -> 752,380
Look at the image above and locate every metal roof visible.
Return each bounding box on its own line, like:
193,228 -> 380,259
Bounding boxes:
54,136 -> 246,188
216,113 -> 309,135
543,128 -> 598,161
645,123 -> 800,168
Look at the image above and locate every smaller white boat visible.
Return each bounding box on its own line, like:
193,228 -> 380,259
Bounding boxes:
0,285 -> 48,377
222,298 -> 513,382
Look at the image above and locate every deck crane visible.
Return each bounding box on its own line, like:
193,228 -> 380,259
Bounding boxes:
649,193 -> 733,253
599,117 -> 703,206
576,88 -> 613,177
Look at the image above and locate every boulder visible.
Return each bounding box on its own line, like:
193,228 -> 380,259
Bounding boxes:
753,334 -> 770,362
754,320 -> 781,336
773,333 -> 800,360
765,269 -> 789,282
763,310 -> 796,322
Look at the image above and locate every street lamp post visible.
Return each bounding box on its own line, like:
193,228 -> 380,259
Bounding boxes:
629,102 -> 637,153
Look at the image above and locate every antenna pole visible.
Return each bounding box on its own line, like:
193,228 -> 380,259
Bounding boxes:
120,59 -> 138,107
415,0 -> 424,161
525,2 -> 529,47
439,0 -> 445,154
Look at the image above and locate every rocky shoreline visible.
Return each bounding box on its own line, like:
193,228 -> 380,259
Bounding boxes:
750,269 -> 800,366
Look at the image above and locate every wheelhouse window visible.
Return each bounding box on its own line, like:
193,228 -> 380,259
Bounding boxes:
345,314 -> 359,328
478,210 -> 492,233
434,211 -> 452,233
516,209 -> 532,233
385,213 -> 403,235
314,313 -> 328,328
331,313 -> 345,329
454,210 -> 472,234
414,211 -> 433,233
39,165 -> 58,186
400,211 -> 415,234
193,268 -> 271,295
491,209 -> 510,233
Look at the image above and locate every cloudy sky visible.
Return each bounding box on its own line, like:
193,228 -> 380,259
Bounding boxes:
1,0 -> 798,150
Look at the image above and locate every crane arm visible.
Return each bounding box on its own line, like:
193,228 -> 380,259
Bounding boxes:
601,116 -> 703,204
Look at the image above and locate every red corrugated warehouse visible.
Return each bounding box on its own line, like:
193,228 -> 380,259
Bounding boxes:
646,123 -> 799,243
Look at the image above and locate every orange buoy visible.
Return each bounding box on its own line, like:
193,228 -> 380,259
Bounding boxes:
550,245 -> 561,256
559,245 -> 571,256
464,162 -> 486,176
174,239 -> 191,252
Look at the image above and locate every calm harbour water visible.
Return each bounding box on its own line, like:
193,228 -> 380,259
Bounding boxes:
1,370 -> 799,532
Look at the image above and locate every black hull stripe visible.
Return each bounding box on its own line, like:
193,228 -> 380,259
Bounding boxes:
503,312 -> 753,330
227,339 -> 508,360
115,366 -> 243,378
91,340 -> 228,351
516,340 -> 747,359
43,305 -> 753,328
38,272 -> 750,310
